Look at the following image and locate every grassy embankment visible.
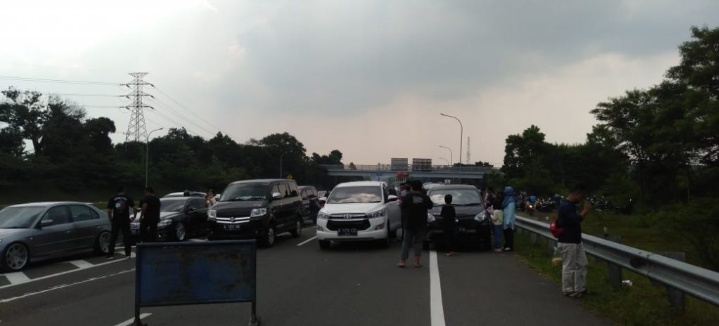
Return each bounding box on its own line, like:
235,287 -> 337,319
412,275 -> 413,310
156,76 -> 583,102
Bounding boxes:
514,210 -> 719,326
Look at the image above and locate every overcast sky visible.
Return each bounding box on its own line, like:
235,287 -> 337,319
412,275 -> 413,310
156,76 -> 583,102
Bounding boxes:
1,0 -> 717,167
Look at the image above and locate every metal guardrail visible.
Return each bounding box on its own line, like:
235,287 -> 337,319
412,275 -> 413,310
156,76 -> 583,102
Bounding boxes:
319,164 -> 493,173
515,216 -> 719,308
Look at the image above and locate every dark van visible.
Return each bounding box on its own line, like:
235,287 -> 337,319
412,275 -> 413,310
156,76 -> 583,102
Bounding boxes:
207,179 -> 304,247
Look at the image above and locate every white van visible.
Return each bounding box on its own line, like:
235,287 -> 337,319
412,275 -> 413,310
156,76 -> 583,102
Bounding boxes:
316,181 -> 400,249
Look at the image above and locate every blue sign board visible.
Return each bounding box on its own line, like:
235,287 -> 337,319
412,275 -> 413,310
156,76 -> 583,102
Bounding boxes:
134,240 -> 258,325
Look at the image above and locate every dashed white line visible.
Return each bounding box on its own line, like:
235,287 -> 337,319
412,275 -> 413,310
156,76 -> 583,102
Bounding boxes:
4,271 -> 31,285
0,257 -> 128,290
296,236 -> 317,247
430,250 -> 446,326
68,260 -> 94,269
114,313 -> 152,326
0,268 -> 134,303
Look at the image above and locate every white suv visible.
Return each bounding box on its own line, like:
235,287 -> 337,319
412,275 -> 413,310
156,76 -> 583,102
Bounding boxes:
316,181 -> 400,249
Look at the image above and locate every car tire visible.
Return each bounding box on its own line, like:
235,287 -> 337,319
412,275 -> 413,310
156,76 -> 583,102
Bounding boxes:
318,239 -> 330,250
289,218 -> 302,238
94,231 -> 111,255
261,226 -> 276,248
2,242 -> 29,272
174,223 -> 187,242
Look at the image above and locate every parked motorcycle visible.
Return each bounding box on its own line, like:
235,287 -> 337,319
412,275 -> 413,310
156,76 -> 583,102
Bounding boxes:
536,199 -> 556,212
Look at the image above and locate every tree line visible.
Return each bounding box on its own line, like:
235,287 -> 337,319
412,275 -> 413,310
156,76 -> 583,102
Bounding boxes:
0,90 -> 349,199
487,26 -> 719,270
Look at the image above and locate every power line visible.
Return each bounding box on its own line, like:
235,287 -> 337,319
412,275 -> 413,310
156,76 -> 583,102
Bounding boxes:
146,97 -> 217,137
151,86 -> 229,136
0,75 -> 122,86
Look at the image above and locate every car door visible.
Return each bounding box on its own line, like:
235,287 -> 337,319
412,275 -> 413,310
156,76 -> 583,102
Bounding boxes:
286,181 -> 302,229
269,183 -> 285,229
68,204 -> 103,250
384,184 -> 402,233
185,198 -> 206,236
31,205 -> 76,259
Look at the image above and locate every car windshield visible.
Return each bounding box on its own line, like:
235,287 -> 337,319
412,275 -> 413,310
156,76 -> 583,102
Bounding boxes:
327,186 -> 382,204
160,199 -> 186,212
0,206 -> 45,228
428,189 -> 483,206
221,184 -> 268,201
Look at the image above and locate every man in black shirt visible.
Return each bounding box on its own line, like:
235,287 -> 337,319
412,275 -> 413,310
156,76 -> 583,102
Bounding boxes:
107,186 -> 137,259
139,186 -> 161,242
557,183 -> 592,298
398,180 -> 433,268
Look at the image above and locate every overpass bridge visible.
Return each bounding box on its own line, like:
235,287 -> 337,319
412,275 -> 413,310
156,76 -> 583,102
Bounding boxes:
320,164 -> 494,182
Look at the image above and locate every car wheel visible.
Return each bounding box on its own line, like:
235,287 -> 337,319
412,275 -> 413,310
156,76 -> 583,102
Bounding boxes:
319,240 -> 330,250
174,223 -> 187,241
94,231 -> 111,255
290,219 -> 302,238
261,226 -> 276,247
2,242 -> 29,272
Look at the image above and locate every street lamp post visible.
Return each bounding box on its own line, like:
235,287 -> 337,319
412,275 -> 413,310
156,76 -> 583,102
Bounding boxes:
439,145 -> 454,183
145,127 -> 164,187
440,113 -> 463,165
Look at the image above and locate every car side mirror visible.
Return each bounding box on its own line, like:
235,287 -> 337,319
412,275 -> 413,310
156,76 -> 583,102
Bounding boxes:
387,195 -> 398,202
272,192 -> 282,200
39,219 -> 53,228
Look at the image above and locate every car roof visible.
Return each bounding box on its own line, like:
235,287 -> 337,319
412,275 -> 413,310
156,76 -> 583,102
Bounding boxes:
426,185 -> 479,191
228,179 -> 295,185
8,201 -> 93,207
164,191 -> 205,197
298,185 -> 316,190
335,181 -> 386,188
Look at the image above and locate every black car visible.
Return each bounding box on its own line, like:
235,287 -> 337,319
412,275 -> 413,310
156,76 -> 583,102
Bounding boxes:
207,179 -> 304,247
130,197 -> 208,241
298,185 -> 320,224
425,185 -> 492,250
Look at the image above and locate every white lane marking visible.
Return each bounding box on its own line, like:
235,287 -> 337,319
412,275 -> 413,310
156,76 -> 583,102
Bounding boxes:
4,272 -> 31,285
69,260 -> 94,269
0,269 -> 134,303
430,250 -> 446,326
0,257 -> 128,290
296,236 -> 317,247
114,313 -> 152,326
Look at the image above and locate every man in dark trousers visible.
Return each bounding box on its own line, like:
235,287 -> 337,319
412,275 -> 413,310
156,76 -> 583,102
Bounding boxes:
139,186 -> 161,242
557,183 -> 592,298
107,186 -> 137,259
397,180 -> 433,268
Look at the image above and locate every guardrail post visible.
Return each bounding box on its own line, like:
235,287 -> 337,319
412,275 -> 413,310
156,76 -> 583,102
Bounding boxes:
658,252 -> 687,313
605,236 -> 623,289
529,232 -> 538,245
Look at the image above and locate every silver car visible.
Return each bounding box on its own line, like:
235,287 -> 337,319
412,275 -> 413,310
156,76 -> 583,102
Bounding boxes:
0,202 -> 112,272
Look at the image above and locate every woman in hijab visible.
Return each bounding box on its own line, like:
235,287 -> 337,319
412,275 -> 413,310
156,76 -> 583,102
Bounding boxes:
502,186 -> 516,251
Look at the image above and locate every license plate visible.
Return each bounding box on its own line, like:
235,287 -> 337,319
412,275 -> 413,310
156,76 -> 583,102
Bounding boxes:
338,228 -> 358,236
224,224 -> 241,230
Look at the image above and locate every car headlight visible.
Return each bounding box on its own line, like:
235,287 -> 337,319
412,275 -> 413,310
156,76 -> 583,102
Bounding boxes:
474,211 -> 487,222
208,209 -> 217,221
427,213 -> 436,223
158,219 -> 173,227
367,209 -> 385,218
318,212 -> 330,220
250,208 -> 267,217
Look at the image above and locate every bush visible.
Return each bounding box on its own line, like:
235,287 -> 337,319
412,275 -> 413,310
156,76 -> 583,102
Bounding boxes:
669,198 -> 719,271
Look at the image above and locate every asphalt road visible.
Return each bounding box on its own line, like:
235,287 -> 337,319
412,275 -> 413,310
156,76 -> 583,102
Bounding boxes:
0,227 -> 609,326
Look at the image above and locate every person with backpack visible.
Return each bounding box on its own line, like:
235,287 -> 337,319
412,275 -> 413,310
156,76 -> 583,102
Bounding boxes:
106,186 -> 137,259
557,184 -> 592,298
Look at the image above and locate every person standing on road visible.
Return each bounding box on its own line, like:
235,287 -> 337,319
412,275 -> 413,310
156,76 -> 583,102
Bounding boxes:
557,184 -> 591,298
205,188 -> 217,208
398,180 -> 433,268
139,186 -> 161,243
440,194 -> 458,257
490,189 -> 504,252
501,186 -> 516,251
107,186 -> 137,259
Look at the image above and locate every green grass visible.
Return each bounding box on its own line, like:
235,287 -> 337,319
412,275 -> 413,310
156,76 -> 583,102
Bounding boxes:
513,229 -> 719,326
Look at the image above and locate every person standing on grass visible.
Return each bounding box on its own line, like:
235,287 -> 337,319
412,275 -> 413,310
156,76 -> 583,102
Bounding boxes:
557,183 -> 591,298
501,186 -> 517,251
107,186 -> 136,259
397,180 -> 433,268
440,194 -> 458,256
139,186 -> 161,242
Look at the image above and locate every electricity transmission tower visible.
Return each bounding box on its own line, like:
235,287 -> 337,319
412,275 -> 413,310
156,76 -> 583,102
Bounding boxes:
124,72 -> 154,143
